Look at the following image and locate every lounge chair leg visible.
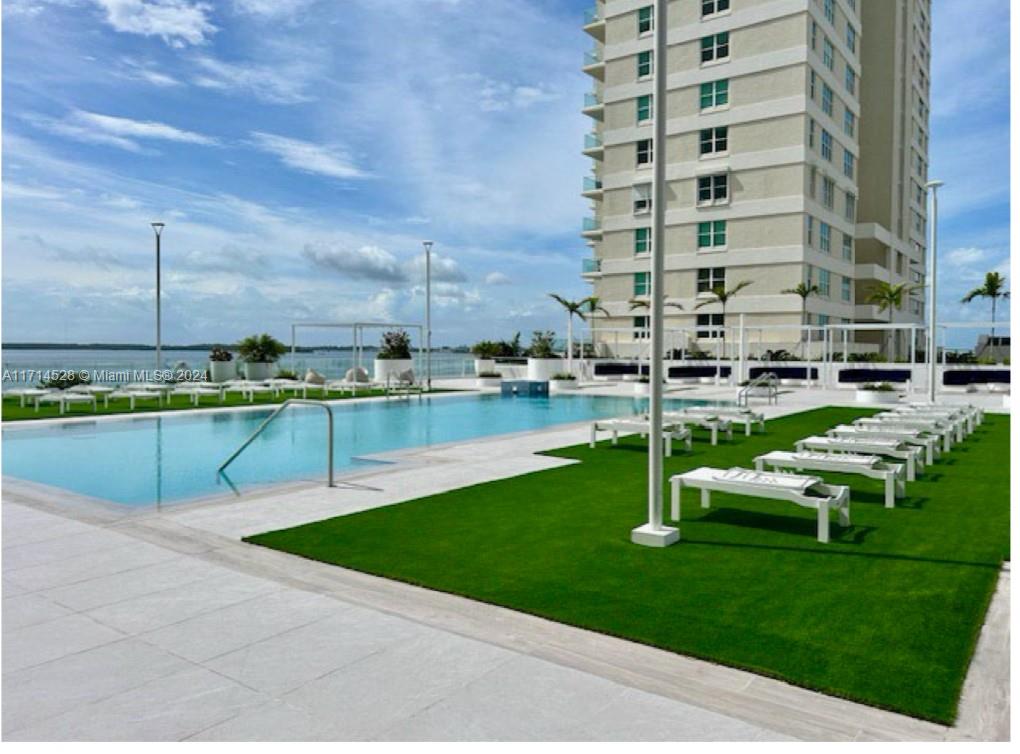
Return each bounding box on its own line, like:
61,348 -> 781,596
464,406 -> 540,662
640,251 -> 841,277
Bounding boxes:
885,476 -> 895,508
754,458 -> 764,471
700,489 -> 710,509
906,455 -> 916,482
670,480 -> 681,520
611,431 -> 618,445
745,422 -> 751,437
665,436 -> 672,457
710,426 -> 717,446
817,502 -> 829,543
589,425 -> 596,448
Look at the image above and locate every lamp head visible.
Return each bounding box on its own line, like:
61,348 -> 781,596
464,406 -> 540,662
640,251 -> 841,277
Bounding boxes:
151,222 -> 165,237
924,180 -> 944,190
422,240 -> 434,252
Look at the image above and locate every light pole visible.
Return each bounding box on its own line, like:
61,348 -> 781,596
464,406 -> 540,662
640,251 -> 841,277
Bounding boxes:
151,222 -> 165,374
422,240 -> 434,391
924,180 -> 943,403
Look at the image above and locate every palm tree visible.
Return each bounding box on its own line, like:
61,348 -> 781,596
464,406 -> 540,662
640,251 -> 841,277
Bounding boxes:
548,294 -> 588,374
694,280 -> 753,359
866,282 -> 920,361
961,272 -> 1010,339
582,296 -> 610,359
781,281 -> 820,354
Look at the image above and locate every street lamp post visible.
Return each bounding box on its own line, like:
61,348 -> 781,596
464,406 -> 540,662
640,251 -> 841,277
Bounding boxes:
151,222 -> 165,374
924,181 -> 943,403
422,240 -> 434,391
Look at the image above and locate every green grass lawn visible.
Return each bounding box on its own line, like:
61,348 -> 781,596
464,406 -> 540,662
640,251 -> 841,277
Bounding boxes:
246,407 -> 1010,723
1,387 -> 456,422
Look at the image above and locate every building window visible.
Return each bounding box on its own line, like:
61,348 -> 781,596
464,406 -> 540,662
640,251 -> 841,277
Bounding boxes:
636,138 -> 653,166
808,117 -> 816,149
824,0 -> 835,23
697,174 -> 729,205
810,20 -> 818,51
697,266 -> 726,292
823,38 -> 834,70
633,316 -> 650,339
700,79 -> 729,110
822,176 -> 835,209
634,227 -> 651,255
817,313 -> 830,327
808,165 -> 817,198
696,313 -> 724,338
697,220 -> 727,249
846,24 -> 857,53
638,6 -> 653,35
842,232 -> 853,260
636,94 -> 652,123
809,69 -> 817,100
845,66 -> 856,95
633,183 -> 652,214
821,83 -> 833,116
842,275 -> 852,301
844,109 -> 855,137
702,0 -> 730,17
637,50 -> 652,78
805,215 -> 815,246
818,268 -> 831,296
820,221 -> 831,253
843,149 -> 855,179
699,126 -> 728,155
701,32 -> 730,64
845,192 -> 856,222
820,128 -> 833,161
634,272 -> 650,296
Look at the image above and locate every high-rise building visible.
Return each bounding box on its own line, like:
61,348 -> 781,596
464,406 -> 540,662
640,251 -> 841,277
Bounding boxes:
580,0 -> 931,357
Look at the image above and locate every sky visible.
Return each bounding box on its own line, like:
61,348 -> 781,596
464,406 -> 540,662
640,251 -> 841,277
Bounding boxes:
0,0 -> 1011,349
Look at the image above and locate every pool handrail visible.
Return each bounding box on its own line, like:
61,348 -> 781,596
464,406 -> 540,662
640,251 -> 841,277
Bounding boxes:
217,399 -> 335,487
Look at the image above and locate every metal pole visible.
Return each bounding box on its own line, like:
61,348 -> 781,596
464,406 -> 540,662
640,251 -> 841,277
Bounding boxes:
632,0 -> 676,548
151,223 -> 164,374
926,181 -> 943,403
423,241 -> 434,391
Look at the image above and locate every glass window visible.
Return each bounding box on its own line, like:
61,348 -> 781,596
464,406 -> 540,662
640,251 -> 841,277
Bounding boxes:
634,227 -> 651,255
823,38 -> 834,70
637,50 -> 652,78
820,222 -> 831,253
845,65 -> 856,95
633,183 -> 652,213
696,313 -> 724,338
821,128 -> 833,160
809,69 -> 817,99
824,0 -> 835,24
700,80 -> 729,110
636,138 -> 653,166
699,126 -> 728,155
697,220 -> 727,249
805,215 -> 815,246
697,267 -> 726,292
842,232 -> 853,260
634,272 -> 650,296
636,94 -> 652,123
701,32 -> 730,63
638,6 -> 653,35
818,268 -> 831,296
702,0 -> 730,17
822,176 -> 835,209
846,24 -> 857,53
697,174 -> 729,205
844,109 -> 855,137
842,275 -> 852,301
808,117 -> 816,148
633,316 -> 649,339
845,192 -> 856,222
843,149 -> 855,179
822,83 -> 833,116
810,20 -> 818,51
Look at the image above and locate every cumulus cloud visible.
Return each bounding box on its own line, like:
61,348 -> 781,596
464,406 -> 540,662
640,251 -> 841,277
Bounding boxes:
302,242 -> 406,283
31,109 -> 217,151
250,132 -> 367,179
92,0 -> 217,48
406,253 -> 467,283
231,0 -> 313,18
192,56 -> 313,104
485,271 -> 511,285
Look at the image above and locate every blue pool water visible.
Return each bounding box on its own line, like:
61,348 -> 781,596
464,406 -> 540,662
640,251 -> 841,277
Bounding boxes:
2,393 -> 713,507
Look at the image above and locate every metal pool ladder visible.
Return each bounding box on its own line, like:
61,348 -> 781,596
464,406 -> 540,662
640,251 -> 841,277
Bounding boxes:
737,372 -> 779,407
218,399 -> 335,488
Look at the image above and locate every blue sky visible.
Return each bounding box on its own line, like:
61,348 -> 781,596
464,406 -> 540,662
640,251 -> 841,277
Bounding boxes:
0,0 -> 1010,348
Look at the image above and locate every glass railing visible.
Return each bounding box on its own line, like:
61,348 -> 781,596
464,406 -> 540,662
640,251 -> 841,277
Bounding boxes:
582,176 -> 603,192
582,217 -> 600,232
582,258 -> 602,274
583,91 -> 601,108
583,49 -> 602,67
583,132 -> 602,150
583,7 -> 601,25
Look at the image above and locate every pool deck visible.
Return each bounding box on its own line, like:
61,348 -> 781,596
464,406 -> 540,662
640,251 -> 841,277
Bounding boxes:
1,382 -> 1010,741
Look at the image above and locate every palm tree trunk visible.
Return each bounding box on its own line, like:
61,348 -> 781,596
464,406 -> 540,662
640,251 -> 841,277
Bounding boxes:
991,296 -> 997,340
566,314 -> 573,375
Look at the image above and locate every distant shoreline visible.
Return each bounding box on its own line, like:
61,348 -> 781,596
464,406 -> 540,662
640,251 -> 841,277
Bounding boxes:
1,343 -> 469,353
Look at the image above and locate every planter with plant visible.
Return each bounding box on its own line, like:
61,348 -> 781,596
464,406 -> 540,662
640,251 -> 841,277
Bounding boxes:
471,340 -> 500,376
549,372 -> 578,392
236,334 -> 286,381
475,371 -> 502,389
207,346 -> 236,383
855,381 -> 900,405
374,330 -> 414,384
526,330 -> 564,381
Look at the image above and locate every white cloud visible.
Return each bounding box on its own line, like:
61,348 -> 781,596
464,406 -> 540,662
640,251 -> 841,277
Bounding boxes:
249,131 -> 367,179
73,110 -> 216,145
406,253 -> 466,283
302,242 -> 406,283
485,271 -> 511,285
231,0 -> 313,18
945,247 -> 991,268
92,0 -> 217,47
192,56 -> 313,104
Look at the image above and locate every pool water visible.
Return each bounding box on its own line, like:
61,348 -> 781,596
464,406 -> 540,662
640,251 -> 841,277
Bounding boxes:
2,393 -> 714,507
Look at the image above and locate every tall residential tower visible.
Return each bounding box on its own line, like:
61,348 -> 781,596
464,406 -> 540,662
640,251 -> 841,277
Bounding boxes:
580,0 -> 931,356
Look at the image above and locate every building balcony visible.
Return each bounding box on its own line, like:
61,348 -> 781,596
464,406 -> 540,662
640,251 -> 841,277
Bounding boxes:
581,258 -> 602,277
581,216 -> 603,240
582,132 -> 604,159
583,7 -> 605,41
581,175 -> 603,199
582,91 -> 604,119
582,49 -> 605,80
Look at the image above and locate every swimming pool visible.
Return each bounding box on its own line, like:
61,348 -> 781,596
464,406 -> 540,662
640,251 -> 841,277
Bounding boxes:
2,393 -> 715,507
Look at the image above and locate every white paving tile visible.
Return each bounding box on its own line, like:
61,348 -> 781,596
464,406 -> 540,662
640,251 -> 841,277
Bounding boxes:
2,613 -> 124,674
2,592 -> 73,631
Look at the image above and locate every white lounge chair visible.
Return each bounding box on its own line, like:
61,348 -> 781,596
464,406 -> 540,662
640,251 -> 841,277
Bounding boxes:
222,381 -> 273,403
386,369 -> 424,400
795,435 -> 923,481
872,412 -> 962,446
833,424 -> 940,464
325,366 -> 383,396
659,411 -> 733,446
669,466 -> 850,543
171,384 -> 224,406
4,387 -> 55,410
852,417 -> 952,455
889,406 -> 974,437
590,418 -> 692,456
109,389 -> 163,410
754,450 -> 905,509
902,402 -> 983,428
37,390 -> 98,415
68,384 -> 116,408
683,406 -> 765,436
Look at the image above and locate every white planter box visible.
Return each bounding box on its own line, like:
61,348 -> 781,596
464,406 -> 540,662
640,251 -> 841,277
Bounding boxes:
243,362 -> 272,381
475,377 -> 501,389
474,359 -> 496,376
550,379 -> 578,393
208,360 -> 236,383
375,358 -> 414,384
633,382 -> 650,396
855,390 -> 900,405
527,358 -> 564,381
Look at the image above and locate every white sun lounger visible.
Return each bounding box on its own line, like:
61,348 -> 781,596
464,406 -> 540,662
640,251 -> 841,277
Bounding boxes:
901,402 -> 982,429
669,466 -> 850,543
795,435 -> 923,481
590,418 -> 692,456
872,412 -> 962,446
683,406 -> 765,436
37,390 -> 98,415
109,389 -> 163,410
171,385 -> 224,405
68,384 -> 116,408
754,450 -> 905,509
267,380 -> 325,399
853,416 -> 953,454
222,381 -> 274,403
834,424 -> 940,464
890,406 -> 974,437
4,388 -> 55,410
659,411 -> 733,446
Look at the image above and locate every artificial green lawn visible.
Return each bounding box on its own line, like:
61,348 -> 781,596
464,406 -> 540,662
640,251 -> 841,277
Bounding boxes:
246,407 -> 1010,723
